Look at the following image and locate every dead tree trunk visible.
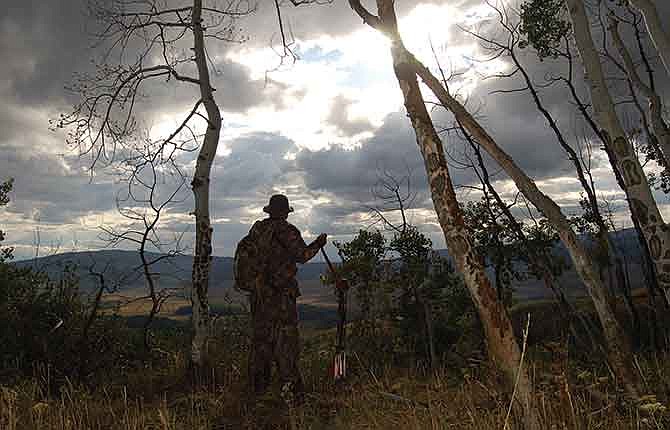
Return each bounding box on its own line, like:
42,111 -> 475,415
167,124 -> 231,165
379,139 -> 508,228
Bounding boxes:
190,0 -> 222,368
348,2 -> 541,427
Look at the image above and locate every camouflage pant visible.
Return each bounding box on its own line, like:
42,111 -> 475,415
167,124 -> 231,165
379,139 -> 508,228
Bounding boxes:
248,286 -> 303,398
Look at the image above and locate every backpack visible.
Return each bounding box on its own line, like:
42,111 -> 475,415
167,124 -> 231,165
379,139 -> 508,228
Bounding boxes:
233,221 -> 275,293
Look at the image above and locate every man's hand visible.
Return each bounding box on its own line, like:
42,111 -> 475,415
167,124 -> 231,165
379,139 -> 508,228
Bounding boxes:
315,233 -> 327,248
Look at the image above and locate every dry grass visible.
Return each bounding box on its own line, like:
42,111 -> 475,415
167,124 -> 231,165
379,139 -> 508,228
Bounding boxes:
2,336 -> 670,430
102,292 -> 191,319
3,291 -> 670,429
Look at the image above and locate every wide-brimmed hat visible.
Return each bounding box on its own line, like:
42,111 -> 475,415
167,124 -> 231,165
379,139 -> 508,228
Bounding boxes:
263,194 -> 294,215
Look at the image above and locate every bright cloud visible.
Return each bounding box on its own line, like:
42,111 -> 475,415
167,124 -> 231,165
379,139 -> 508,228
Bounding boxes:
222,2 -> 504,152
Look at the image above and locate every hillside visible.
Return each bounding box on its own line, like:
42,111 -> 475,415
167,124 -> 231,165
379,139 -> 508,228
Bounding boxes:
11,226 -> 649,304
12,249 -> 329,292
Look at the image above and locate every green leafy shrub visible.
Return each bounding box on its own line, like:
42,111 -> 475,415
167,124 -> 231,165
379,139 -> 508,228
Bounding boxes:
0,262 -> 145,385
332,227 -> 479,369
390,227 -> 478,364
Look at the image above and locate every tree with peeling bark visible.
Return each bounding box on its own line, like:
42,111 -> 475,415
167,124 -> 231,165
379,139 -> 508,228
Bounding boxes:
56,0 -> 254,369
348,1 -> 541,428
417,31 -> 643,400
349,0 -> 644,405
521,0 -> 669,334
602,5 -> 670,174
476,0 -> 648,348
564,0 -> 670,310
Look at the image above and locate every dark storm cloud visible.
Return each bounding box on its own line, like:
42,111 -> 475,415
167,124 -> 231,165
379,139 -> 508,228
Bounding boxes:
295,95 -> 587,211
139,59 -> 294,119
0,144 -> 119,225
217,61 -> 291,112
0,0 -> 306,149
0,0 -> 93,104
3,0 -> 670,260
296,112 -> 425,201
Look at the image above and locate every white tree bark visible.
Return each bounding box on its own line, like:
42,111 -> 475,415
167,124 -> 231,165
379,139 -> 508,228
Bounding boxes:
628,0 -> 670,77
412,56 -> 641,400
567,0 -> 670,307
609,15 -> 670,169
190,0 -> 222,368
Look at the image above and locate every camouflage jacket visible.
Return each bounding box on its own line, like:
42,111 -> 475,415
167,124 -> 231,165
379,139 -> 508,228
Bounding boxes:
249,217 -> 322,297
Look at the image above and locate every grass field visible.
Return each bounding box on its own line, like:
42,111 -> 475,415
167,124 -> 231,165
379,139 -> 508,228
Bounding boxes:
3,285 -> 670,429
102,282 -> 341,331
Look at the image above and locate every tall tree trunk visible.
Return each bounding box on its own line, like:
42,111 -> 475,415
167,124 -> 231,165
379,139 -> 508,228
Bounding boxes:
604,141 -> 669,348
349,2 -> 542,427
401,51 -> 540,428
566,0 -> 670,308
609,15 -> 670,169
411,55 -> 641,399
628,0 -> 670,77
564,43 -> 669,313
190,0 -> 222,368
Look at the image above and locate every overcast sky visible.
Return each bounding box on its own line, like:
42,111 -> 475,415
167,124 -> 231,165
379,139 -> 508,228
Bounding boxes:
2,0 -> 670,261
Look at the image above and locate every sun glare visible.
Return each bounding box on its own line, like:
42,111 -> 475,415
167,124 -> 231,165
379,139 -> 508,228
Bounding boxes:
218,2 -> 504,152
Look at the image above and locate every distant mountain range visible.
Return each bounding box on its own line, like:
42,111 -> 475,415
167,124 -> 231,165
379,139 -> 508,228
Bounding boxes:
11,227 -> 649,302
12,249 -> 330,293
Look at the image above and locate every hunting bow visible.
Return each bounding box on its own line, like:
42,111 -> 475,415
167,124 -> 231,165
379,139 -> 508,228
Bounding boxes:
320,247 -> 349,381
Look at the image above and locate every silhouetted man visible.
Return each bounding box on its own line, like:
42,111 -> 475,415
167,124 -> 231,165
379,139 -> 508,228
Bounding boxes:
246,194 -> 326,400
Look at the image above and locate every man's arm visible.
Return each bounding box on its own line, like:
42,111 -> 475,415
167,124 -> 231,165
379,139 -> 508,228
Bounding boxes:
282,225 -> 327,264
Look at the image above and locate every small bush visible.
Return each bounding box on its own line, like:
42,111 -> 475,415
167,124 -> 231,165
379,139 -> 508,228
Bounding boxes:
0,263 -> 142,385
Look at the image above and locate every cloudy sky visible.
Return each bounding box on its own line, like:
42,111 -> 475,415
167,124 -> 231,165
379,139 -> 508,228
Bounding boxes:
2,0 -> 670,261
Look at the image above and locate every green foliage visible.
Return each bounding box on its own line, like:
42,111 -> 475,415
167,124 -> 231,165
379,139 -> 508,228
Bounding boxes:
390,227 -> 475,363
460,195 -> 569,307
522,216 -> 568,279
333,227 -> 476,368
1,264 -> 81,378
390,226 -> 432,263
390,227 -> 434,360
425,259 -> 478,357
335,229 -> 386,282
519,0 -> 571,60
334,229 -> 387,318
461,197 -> 525,305
0,262 -> 143,384
334,230 -> 391,359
